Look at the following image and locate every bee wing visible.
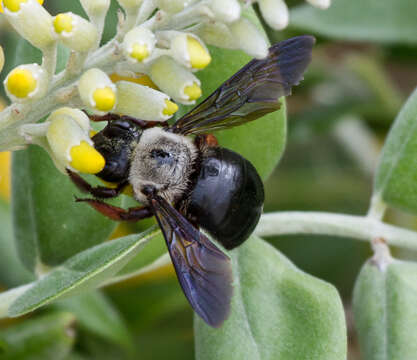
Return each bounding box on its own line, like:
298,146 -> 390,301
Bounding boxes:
150,194 -> 233,328
169,35 -> 315,135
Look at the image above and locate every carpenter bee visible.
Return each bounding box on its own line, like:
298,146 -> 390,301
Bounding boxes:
67,35 -> 315,327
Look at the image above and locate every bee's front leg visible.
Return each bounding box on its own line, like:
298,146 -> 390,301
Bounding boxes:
67,169 -> 127,199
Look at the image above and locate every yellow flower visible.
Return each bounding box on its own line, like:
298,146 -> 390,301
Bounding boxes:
0,0 -> 43,13
46,108 -> 105,174
4,64 -> 48,102
78,68 -> 117,114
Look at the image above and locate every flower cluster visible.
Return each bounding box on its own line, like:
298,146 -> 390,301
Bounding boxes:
0,0 -> 330,174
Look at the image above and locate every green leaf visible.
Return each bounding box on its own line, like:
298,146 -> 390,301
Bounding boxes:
0,200 -> 34,288
194,236 -> 347,360
290,0 -> 417,45
7,227 -> 159,317
353,257 -> 417,359
55,291 -> 133,350
11,146 -> 122,271
0,312 -> 76,360
374,86 -> 417,214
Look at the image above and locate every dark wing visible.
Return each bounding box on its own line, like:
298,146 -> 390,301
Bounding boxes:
169,35 -> 315,135
149,194 -> 233,328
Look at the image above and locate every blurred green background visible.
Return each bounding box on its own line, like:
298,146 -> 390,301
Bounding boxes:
1,0 -> 417,359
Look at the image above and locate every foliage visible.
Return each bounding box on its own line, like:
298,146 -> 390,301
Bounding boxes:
0,0 -> 417,359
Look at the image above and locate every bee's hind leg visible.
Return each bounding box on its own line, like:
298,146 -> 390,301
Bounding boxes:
75,198 -> 153,221
67,169 -> 127,199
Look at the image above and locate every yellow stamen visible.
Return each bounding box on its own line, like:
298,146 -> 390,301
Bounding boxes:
109,73 -> 158,89
130,43 -> 149,62
93,87 -> 116,112
53,13 -> 73,34
187,36 -> 211,69
184,83 -> 202,101
1,0 -> 43,12
89,130 -> 98,138
70,140 -> 105,174
162,99 -> 178,116
3,0 -> 26,12
6,68 -> 37,98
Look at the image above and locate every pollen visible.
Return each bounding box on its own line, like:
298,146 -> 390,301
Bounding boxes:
184,82 -> 202,101
93,87 -> 116,111
53,13 -> 74,34
130,43 -> 149,62
6,68 -> 37,98
187,36 -> 211,69
162,99 -> 178,116
70,140 -> 105,174
1,0 -> 42,12
2,0 -> 26,12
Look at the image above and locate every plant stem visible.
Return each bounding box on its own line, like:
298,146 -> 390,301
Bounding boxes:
255,211 -> 417,250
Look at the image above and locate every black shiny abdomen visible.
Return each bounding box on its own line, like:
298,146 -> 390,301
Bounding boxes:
187,147 -> 264,249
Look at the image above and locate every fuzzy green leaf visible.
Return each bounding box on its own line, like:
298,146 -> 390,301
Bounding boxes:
290,0 -> 417,45
0,200 -> 34,287
55,291 -> 133,350
11,146 -> 122,271
353,258 -> 417,359
0,312 -> 76,360
374,87 -> 417,214
7,227 -> 159,317
194,236 -> 347,360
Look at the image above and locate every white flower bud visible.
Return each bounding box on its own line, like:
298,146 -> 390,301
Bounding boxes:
53,13 -> 98,52
117,0 -> 142,10
209,0 -> 241,23
169,32 -> 211,70
150,56 -> 201,105
0,46 -> 4,74
50,107 -> 91,133
229,18 -> 268,59
4,63 -> 48,102
78,68 -> 117,114
79,0 -> 110,18
123,26 -> 156,63
155,0 -> 197,13
194,22 -> 237,50
46,108 -> 105,174
306,0 -> 331,9
258,0 -> 289,30
115,81 -> 178,121
3,0 -> 55,49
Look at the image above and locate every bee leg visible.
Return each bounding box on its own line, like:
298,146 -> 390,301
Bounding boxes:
75,198 -> 153,221
67,169 -> 127,199
194,134 -> 218,149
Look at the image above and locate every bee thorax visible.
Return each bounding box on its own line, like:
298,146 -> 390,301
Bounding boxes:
129,127 -> 198,204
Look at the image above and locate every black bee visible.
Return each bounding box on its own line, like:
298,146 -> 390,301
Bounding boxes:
67,36 -> 315,327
